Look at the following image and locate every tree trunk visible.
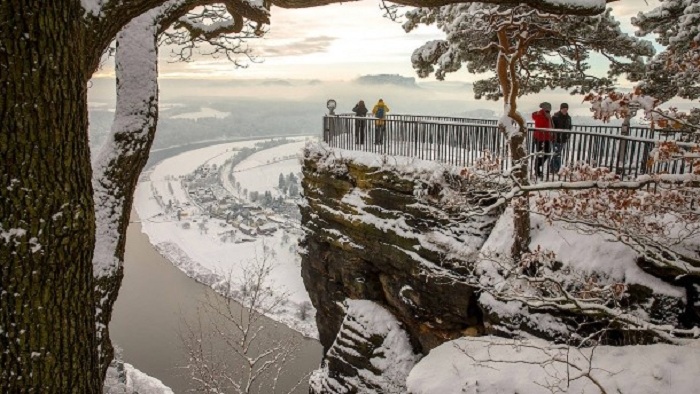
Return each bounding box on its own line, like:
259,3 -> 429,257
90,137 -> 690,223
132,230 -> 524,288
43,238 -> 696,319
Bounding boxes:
92,13 -> 160,381
508,129 -> 531,258
495,29 -> 531,260
0,1 -> 101,392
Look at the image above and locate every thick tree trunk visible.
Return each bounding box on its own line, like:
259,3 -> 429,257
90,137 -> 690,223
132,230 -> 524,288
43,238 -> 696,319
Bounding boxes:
0,1 -> 101,392
92,13 -> 160,381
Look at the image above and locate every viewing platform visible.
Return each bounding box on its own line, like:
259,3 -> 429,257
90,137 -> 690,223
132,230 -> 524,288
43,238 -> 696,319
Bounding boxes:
322,113 -> 690,182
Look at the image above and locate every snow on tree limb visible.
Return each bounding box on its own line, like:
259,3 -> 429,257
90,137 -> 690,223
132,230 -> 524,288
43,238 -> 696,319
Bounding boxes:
631,0 -> 700,102
270,0 -> 612,15
163,4 -> 263,63
405,4 -> 653,100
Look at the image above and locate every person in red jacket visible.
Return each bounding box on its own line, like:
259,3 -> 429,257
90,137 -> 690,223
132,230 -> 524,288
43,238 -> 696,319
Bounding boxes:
532,102 -> 554,178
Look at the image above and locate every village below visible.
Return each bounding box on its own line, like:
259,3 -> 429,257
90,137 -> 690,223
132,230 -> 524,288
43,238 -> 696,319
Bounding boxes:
148,139 -> 303,243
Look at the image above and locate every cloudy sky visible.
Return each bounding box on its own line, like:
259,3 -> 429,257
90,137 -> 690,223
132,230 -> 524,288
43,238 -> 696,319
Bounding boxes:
93,0 -> 658,83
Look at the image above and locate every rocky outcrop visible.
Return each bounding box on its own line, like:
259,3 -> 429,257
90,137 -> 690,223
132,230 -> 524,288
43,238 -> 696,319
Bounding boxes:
299,146 -> 500,358
310,300 -> 419,394
300,143 -> 697,393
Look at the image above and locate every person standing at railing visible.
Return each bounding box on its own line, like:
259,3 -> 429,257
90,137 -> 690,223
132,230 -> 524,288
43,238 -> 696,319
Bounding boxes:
352,100 -> 368,145
372,98 -> 390,145
532,102 -> 555,178
551,103 -> 572,174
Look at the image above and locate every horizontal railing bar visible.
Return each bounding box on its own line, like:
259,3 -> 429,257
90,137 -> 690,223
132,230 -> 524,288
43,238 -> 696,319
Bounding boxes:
321,114 -> 691,183
327,116 -> 667,144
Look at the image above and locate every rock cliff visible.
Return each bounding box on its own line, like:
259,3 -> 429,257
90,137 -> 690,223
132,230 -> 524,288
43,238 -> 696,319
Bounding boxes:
299,143 -> 696,393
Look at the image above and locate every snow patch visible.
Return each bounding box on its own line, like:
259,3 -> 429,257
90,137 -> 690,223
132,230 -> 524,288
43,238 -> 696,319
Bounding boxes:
407,336 -> 700,394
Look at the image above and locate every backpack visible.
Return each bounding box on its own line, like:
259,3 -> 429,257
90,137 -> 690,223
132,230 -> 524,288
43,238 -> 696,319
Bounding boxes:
376,106 -> 385,119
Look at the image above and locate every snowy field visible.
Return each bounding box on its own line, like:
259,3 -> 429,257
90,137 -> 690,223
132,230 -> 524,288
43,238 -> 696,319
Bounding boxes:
230,141 -> 307,196
133,137 -> 318,338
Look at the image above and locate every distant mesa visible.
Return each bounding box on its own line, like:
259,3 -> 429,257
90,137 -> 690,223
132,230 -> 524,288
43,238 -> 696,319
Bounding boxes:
307,79 -> 323,86
355,74 -> 418,88
260,79 -> 294,87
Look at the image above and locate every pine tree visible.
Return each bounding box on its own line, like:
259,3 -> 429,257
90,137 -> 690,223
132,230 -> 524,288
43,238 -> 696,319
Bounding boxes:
404,4 -> 653,257
631,0 -> 700,102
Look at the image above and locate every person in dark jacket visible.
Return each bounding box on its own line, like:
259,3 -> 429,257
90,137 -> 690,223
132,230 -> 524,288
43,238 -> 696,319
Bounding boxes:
352,100 -> 368,144
532,102 -> 554,178
550,102 -> 572,173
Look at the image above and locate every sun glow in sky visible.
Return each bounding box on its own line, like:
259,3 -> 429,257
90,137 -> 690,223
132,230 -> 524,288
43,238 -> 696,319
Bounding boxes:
92,0 -> 658,83
159,2 -> 444,81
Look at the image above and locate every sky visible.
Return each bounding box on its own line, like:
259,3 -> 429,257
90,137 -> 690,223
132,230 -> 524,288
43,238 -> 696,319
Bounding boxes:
92,0 -> 660,83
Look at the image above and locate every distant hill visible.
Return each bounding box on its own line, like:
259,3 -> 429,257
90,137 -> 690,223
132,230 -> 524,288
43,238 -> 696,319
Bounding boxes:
355,74 -> 418,88
260,79 -> 294,86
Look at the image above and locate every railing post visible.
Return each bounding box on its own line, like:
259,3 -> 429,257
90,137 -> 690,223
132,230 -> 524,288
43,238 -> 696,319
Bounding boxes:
323,116 -> 330,144
617,115 -> 630,177
319,113 -> 685,180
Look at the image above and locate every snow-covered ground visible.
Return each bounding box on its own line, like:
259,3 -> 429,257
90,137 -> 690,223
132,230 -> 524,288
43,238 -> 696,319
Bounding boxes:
407,336 -> 700,394
231,142 -> 305,196
133,138 -> 318,338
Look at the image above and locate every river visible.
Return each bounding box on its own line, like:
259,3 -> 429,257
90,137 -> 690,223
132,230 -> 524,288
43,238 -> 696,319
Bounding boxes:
109,217 -> 322,393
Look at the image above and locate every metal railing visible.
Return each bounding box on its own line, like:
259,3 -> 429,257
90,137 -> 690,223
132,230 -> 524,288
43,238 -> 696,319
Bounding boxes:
387,114 -> 680,140
322,114 -> 692,181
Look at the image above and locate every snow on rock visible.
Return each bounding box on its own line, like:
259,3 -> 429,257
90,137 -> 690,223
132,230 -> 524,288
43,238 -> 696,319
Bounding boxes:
477,206 -> 688,342
481,208 -> 684,298
310,300 -> 420,394
123,363 -> 173,394
104,360 -> 174,394
305,141 -> 501,263
407,335 -> 700,394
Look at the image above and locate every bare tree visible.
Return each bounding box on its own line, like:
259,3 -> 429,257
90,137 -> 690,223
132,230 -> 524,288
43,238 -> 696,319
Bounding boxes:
179,251 -> 308,393
451,336 -> 620,394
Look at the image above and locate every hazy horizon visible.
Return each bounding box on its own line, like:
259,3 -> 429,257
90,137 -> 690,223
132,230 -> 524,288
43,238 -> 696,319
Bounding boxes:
92,0 -> 657,82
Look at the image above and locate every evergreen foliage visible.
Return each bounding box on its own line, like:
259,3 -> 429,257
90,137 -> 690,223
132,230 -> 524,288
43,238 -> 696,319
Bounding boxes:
404,4 -> 654,100
632,0 -> 700,102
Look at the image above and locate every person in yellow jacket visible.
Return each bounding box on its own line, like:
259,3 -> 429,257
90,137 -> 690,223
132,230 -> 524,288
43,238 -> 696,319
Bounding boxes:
372,98 -> 390,144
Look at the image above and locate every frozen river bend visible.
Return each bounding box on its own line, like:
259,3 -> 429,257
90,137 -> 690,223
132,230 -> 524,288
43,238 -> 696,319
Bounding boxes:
132,137 -> 318,337
108,137 -> 321,392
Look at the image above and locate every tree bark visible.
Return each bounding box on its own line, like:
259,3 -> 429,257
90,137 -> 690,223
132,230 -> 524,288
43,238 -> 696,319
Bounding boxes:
92,12 -> 160,381
495,30 -> 531,259
0,1 -> 101,392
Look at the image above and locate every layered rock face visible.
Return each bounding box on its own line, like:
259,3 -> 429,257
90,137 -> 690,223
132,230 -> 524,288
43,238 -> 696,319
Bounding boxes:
300,144 -> 696,393
309,300 -> 419,393
299,146 -> 500,360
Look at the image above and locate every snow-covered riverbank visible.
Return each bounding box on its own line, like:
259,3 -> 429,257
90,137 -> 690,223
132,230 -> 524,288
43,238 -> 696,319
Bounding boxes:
133,138 -> 318,338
